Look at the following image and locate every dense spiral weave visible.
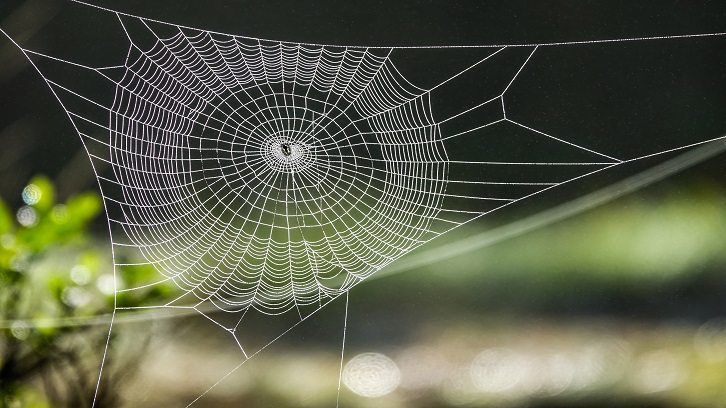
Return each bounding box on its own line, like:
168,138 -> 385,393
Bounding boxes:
110,31 -> 448,314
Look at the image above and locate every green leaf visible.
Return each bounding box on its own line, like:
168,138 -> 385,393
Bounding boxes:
0,198 -> 13,234
78,250 -> 101,272
66,193 -> 103,223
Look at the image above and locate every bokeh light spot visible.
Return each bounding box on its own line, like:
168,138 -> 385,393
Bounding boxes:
96,274 -> 118,295
343,352 -> 400,398
21,183 -> 42,205
694,318 -> 726,363
10,321 -> 31,340
71,265 -> 92,285
469,348 -> 528,393
16,206 -> 38,227
630,350 -> 685,394
61,286 -> 91,308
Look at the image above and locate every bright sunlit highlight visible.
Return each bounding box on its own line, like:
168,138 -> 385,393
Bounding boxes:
16,206 -> 38,227
21,184 -> 42,205
535,353 -> 575,396
694,318 -> 726,363
71,265 -> 92,286
343,352 -> 400,398
61,286 -> 91,308
96,274 -> 118,295
630,350 -> 685,394
469,348 -> 528,393
10,321 -> 31,340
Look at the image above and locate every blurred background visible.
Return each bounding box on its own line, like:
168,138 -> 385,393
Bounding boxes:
1,1 -> 726,407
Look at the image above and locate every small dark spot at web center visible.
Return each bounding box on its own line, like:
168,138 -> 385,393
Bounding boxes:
281,143 -> 292,156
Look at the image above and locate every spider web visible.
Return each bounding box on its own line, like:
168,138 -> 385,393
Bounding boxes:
2,1 -> 725,406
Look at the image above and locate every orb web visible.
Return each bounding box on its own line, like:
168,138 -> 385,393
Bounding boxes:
110,34 -> 448,314
2,2 -> 725,407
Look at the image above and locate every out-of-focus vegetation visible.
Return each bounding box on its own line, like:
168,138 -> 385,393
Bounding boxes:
2,175 -> 726,408
80,179 -> 725,408
0,175 -> 171,408
267,181 -> 726,408
0,175 -> 106,408
3,177 -> 726,408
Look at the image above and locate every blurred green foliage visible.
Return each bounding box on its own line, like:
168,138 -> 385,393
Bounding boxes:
1,175 -> 725,408
0,175 -> 107,408
0,175 -> 167,408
